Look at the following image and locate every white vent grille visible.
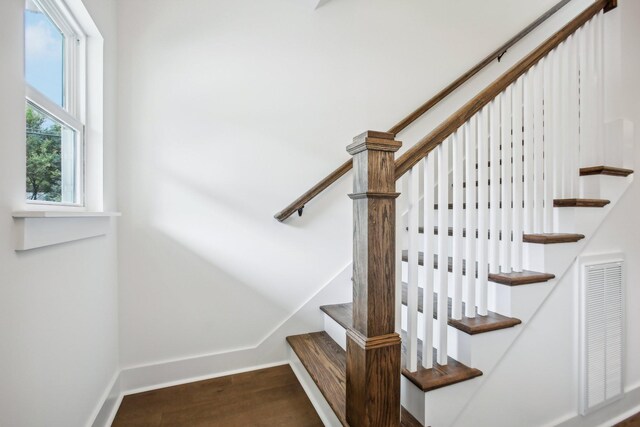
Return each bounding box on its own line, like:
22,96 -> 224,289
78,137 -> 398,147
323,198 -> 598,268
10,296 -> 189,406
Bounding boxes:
580,259 -> 624,415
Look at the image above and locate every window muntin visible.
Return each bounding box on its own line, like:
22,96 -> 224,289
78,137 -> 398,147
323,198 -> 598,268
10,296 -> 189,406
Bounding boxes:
24,0 -> 84,206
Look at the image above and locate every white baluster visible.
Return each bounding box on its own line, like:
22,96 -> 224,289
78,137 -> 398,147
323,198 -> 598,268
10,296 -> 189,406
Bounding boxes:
579,19 -> 596,170
533,61 -> 545,233
452,129 -> 464,320
567,33 -> 580,197
524,69 -> 535,234
596,12 -> 605,165
422,155 -> 435,369
543,51 -> 555,233
406,166 -> 419,372
552,44 -> 563,203
489,99 -> 501,274
559,39 -> 570,199
512,78 -> 524,273
395,178 -> 405,333
465,119 -> 477,317
500,87 -> 513,273
477,106 -> 489,316
437,139 -> 450,366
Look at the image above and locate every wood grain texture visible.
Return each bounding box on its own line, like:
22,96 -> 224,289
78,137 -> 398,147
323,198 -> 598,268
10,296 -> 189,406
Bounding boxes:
112,365 -> 323,427
400,330 -> 483,392
274,159 -> 352,222
488,270 -> 555,286
273,0 -> 576,222
346,331 -> 401,426
287,332 -> 423,427
287,333 -> 348,424
615,412 -> 640,426
321,303 -> 353,330
605,0 -> 618,12
394,0 -> 608,179
401,250 -> 555,285
348,133 -> 401,427
400,284 -> 521,335
417,226 -> 585,244
522,233 -> 586,244
579,166 -> 633,177
553,198 -> 611,207
323,295 -> 520,337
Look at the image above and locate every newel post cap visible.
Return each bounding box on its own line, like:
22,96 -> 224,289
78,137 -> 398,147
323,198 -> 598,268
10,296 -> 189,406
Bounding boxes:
347,130 -> 402,155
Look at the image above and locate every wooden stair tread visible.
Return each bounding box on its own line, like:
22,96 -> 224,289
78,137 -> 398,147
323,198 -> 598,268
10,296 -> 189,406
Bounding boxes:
400,330 -> 483,392
320,303 -> 352,330
401,251 -> 555,285
287,332 -> 423,426
488,270 -> 555,286
522,233 -> 586,244
323,296 -> 520,336
317,306 -> 483,392
287,332 -> 347,425
413,227 -> 585,244
433,199 -> 610,209
553,198 -> 610,207
580,166 -> 634,177
400,284 -> 521,335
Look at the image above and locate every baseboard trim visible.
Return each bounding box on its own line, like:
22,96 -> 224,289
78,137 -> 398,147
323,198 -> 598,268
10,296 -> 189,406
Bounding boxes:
288,348 -> 342,427
122,360 -> 289,396
88,264 -> 351,426
552,383 -> 640,427
88,371 -> 121,427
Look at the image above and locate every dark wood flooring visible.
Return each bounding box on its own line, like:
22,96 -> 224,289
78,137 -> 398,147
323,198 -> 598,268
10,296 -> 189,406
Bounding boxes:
616,412 -> 640,426
112,365 -> 323,427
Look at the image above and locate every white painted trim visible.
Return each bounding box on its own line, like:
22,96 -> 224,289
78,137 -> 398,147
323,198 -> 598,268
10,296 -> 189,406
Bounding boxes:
124,361 -> 289,396
288,349 -> 342,427
14,215 -> 113,251
552,383 -> 640,427
26,86 -> 83,131
13,211 -> 120,218
87,371 -> 121,427
120,262 -> 352,374
313,0 -> 332,10
89,361 -> 290,427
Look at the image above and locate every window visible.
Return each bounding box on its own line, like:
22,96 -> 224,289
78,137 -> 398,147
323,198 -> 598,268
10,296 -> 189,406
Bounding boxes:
25,0 -> 84,205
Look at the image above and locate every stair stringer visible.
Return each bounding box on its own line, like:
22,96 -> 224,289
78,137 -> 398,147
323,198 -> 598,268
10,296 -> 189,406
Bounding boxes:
417,173 -> 634,427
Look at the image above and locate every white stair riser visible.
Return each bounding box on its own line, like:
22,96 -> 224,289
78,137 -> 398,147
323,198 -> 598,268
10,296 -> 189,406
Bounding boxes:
288,347 -> 343,427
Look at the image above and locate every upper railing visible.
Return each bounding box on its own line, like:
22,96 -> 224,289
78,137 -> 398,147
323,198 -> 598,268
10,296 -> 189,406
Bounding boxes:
275,0 -> 578,222
393,0 -> 613,180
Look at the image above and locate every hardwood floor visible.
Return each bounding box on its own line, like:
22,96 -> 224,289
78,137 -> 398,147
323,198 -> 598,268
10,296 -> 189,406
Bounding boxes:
616,412 -> 640,426
112,365 -> 323,427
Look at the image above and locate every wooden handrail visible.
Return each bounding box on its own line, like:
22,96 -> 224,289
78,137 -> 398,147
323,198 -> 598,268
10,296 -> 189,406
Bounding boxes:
274,0 -> 576,222
394,0 -> 612,179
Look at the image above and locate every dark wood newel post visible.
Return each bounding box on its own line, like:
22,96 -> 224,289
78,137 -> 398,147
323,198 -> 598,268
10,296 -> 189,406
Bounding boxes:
346,131 -> 402,427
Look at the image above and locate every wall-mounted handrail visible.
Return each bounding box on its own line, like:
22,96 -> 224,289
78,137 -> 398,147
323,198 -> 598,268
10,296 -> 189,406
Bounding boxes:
393,0 -> 612,180
274,0 -> 576,222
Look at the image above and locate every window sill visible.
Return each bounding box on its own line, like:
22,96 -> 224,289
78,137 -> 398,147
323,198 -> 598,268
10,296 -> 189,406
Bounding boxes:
12,211 -> 121,251
12,211 -> 121,218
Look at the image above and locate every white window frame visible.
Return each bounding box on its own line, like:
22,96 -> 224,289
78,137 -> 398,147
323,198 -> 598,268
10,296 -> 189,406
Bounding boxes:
25,0 -> 87,207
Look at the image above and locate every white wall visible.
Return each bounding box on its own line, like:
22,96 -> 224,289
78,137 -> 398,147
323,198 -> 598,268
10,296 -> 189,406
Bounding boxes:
450,2 -> 640,426
115,0 -> 594,375
0,0 -> 119,426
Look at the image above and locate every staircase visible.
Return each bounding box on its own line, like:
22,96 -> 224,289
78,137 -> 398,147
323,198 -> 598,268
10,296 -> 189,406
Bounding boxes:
279,1 -> 633,426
